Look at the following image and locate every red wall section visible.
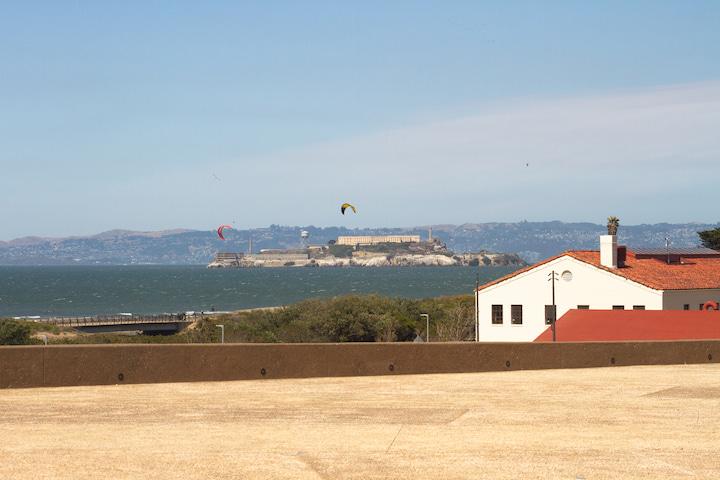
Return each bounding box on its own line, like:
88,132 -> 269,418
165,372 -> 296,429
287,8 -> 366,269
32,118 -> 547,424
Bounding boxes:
1,341 -> 718,389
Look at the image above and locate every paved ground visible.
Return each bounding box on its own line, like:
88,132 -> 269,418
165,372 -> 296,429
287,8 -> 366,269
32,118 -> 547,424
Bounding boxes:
1,364 -> 719,479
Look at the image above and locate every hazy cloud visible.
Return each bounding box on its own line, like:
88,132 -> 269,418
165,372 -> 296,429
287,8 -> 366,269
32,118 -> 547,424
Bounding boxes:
198,81 -> 720,227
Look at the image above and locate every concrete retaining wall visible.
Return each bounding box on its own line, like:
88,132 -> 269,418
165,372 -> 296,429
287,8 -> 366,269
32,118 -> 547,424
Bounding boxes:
1,341 -> 718,389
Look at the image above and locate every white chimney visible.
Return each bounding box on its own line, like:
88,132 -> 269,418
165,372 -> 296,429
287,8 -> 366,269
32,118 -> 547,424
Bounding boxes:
600,235 -> 618,269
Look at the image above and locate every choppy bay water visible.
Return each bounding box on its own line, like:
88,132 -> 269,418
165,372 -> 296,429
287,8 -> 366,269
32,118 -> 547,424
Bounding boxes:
0,265 -> 517,317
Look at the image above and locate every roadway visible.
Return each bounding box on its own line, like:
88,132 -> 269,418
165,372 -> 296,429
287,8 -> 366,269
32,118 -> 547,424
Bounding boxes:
1,364 -> 718,479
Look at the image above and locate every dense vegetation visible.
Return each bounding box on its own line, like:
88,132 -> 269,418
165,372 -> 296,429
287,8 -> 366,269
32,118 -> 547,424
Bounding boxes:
215,294 -> 474,343
0,295 -> 475,345
0,320 -> 33,345
0,319 -> 67,345
698,228 -> 720,251
326,244 -> 354,258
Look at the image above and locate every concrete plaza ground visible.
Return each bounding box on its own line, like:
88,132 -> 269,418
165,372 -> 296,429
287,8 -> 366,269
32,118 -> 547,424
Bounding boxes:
1,364 -> 719,479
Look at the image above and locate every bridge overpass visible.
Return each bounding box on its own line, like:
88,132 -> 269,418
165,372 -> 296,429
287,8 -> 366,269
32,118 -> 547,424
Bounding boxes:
39,314 -> 195,334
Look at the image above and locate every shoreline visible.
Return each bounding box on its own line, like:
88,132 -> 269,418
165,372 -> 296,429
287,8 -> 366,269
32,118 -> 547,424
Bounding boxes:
8,294 -> 474,321
208,252 -> 526,269
12,306 -> 288,322
1,265 -> 516,319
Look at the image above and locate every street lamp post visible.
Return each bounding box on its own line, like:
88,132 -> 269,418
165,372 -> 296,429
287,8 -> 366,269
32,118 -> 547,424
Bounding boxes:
475,272 -> 480,342
420,314 -> 430,342
547,271 -> 559,342
216,324 -> 225,344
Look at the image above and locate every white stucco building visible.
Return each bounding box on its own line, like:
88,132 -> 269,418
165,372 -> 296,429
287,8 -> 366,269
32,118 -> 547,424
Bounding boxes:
475,235 -> 720,342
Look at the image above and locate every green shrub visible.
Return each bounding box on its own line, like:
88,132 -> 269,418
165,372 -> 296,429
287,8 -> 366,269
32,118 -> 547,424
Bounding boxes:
216,294 -> 473,343
328,244 -> 353,258
699,228 -> 720,251
25,321 -> 61,335
0,320 -> 32,345
185,317 -> 220,343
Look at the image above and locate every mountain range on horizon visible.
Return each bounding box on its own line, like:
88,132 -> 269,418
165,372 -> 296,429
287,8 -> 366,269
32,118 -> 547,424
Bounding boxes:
1,221 -> 717,266
0,229 -> 197,247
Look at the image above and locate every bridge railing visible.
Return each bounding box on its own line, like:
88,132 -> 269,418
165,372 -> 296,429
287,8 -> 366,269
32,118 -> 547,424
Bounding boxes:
39,314 -> 196,327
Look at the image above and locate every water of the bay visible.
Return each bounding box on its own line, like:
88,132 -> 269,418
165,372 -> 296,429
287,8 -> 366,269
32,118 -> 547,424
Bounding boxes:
0,265 -> 517,317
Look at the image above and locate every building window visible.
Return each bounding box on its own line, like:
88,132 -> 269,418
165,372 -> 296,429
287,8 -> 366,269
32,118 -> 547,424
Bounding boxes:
683,304 -> 690,310
612,305 -> 624,310
577,305 -> 590,310
511,305 -> 523,325
632,305 -> 645,310
545,305 -> 556,325
491,305 -> 503,325
699,304 -> 705,310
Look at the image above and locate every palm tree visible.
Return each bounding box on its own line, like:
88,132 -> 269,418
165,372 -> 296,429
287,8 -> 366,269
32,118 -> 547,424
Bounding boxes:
607,216 -> 620,236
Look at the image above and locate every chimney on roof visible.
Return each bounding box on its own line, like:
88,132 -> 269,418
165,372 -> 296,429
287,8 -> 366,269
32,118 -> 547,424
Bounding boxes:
617,245 -> 627,267
600,235 -> 618,269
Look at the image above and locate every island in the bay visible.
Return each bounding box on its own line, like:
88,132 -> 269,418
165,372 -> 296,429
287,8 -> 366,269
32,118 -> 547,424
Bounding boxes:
208,231 -> 525,268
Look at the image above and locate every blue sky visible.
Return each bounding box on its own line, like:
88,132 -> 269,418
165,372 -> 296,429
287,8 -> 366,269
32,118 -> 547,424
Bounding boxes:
1,1 -> 719,239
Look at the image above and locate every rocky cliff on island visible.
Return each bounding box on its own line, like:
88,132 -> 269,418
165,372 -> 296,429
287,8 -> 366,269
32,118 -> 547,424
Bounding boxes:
207,238 -> 525,269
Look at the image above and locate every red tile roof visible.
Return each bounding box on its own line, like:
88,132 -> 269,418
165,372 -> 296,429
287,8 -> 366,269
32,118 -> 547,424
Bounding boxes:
535,309 -> 720,342
478,250 -> 720,291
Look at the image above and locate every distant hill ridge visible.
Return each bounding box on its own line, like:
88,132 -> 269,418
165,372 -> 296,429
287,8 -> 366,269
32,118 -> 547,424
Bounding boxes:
0,222 -> 717,265
0,229 -> 195,247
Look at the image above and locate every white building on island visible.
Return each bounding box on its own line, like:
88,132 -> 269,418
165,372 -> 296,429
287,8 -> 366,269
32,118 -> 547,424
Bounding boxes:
475,234 -> 720,342
336,235 -> 421,246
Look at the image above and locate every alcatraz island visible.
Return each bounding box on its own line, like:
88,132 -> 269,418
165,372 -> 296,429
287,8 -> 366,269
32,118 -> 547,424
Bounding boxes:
208,230 -> 525,268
